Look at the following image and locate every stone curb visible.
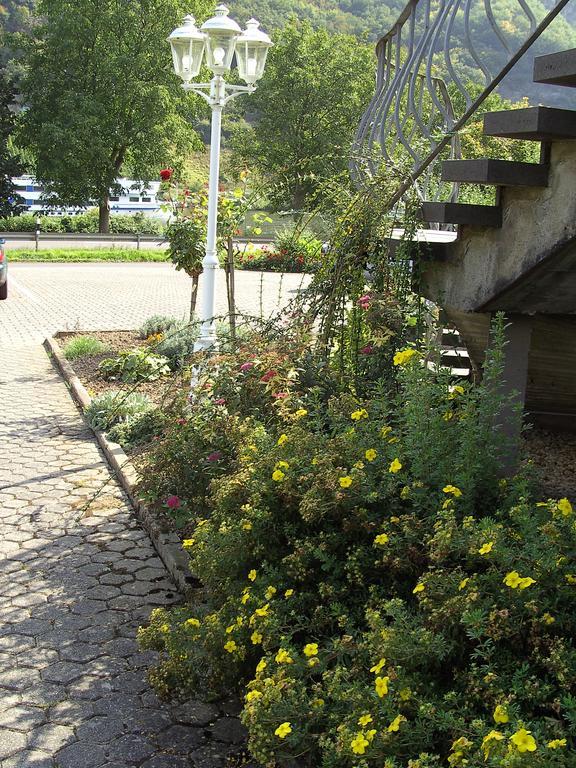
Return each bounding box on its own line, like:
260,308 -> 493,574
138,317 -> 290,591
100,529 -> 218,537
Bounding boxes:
44,335 -> 193,597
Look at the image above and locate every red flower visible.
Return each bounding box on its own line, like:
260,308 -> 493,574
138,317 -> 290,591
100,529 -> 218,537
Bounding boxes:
176,418 -> 187,425
166,495 -> 180,509
214,398 -> 226,405
160,168 -> 173,181
240,362 -> 254,372
360,344 -> 374,355
260,369 -> 278,383
272,392 -> 289,399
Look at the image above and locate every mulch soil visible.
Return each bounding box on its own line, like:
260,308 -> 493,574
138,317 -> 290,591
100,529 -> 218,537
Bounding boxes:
56,330 -> 186,407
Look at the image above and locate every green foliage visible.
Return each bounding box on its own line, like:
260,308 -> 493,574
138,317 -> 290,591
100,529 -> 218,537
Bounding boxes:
98,349 -> 171,383
154,326 -> 199,369
63,335 -> 108,360
0,210 -> 164,234
236,230 -> 323,272
229,20 -> 376,210
107,408 -> 168,450
17,0 -> 210,230
164,218 -> 205,276
7,249 -> 167,263
139,316 -> 185,339
0,70 -> 24,217
84,390 -> 153,431
137,322 -> 576,766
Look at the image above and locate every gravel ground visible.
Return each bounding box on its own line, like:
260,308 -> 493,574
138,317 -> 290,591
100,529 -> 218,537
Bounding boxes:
522,428 -> 576,500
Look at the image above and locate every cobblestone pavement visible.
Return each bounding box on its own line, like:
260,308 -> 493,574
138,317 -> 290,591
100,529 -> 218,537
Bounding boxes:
1,262 -> 309,344
0,266 -> 298,765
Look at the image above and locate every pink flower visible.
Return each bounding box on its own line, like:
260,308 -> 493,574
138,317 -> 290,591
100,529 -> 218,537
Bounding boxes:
273,392 -> 289,399
177,418 -> 187,425
214,398 -> 226,405
207,451 -> 222,462
166,495 -> 180,509
357,294 -> 371,309
240,362 -> 254,372
360,344 -> 374,355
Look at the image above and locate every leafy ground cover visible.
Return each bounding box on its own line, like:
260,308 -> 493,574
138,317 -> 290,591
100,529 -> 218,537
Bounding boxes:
8,248 -> 167,262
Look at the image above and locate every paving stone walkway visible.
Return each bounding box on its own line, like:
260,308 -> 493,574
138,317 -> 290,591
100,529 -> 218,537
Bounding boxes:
0,343 -> 247,767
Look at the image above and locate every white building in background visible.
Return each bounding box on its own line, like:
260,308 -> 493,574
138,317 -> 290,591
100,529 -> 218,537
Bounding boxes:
12,176 -> 164,217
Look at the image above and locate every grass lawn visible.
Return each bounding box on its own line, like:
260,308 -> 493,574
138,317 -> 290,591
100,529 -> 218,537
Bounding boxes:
8,248 -> 168,262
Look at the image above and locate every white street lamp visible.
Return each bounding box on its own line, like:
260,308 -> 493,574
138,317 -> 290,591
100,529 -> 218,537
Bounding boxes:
168,5 -> 272,352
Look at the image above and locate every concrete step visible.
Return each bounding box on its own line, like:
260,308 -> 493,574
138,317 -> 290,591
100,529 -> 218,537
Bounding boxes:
483,106 -> 576,141
441,348 -> 471,369
420,202 -> 502,227
441,158 -> 548,187
534,48 -> 576,88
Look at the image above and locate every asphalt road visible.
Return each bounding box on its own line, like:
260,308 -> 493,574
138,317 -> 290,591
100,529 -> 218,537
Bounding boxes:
0,263 -> 310,345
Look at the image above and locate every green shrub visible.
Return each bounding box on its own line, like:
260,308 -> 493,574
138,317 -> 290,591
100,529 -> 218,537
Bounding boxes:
85,391 -> 152,431
155,325 -> 198,368
0,210 -> 164,235
63,335 -> 108,360
98,349 -> 171,383
235,229 -> 323,273
107,408 -> 167,449
138,325 -> 576,767
138,315 -> 183,339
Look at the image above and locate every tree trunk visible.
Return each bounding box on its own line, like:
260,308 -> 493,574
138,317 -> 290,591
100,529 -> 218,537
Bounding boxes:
292,186 -> 306,216
99,195 -> 110,234
189,274 -> 199,321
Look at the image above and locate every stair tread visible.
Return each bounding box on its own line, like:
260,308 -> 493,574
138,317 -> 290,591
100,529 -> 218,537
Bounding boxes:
420,201 -> 502,227
534,48 -> 576,88
483,106 -> 576,141
441,158 -> 548,187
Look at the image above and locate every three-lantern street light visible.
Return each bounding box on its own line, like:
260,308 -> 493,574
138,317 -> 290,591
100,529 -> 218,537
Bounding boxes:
168,6 -> 272,352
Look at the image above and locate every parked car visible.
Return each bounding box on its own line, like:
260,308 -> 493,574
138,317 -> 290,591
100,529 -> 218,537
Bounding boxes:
0,240 -> 6,300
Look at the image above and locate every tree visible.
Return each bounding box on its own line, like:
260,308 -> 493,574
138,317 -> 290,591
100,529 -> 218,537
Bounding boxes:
18,0 -> 210,232
0,71 -> 24,217
229,20 -> 375,210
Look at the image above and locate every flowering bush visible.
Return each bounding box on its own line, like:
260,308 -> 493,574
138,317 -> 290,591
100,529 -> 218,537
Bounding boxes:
137,316 -> 575,766
235,230 -> 323,273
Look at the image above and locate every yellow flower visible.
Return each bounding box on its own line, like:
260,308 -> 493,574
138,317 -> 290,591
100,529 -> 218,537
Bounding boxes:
351,408 -> 369,420
443,484 -> 462,497
374,533 -> 389,546
388,436 -> 399,444
277,433 -> 288,446
358,714 -> 373,727
242,521 -> 253,530
184,618 -> 200,628
393,348 -> 417,366
388,715 -> 406,732
375,676 -> 390,697
275,722 -> 292,739
365,729 -> 377,742
399,687 -> 412,701
443,411 -> 454,421
543,612 -> 555,625
284,589 -> 294,598
389,458 -> 402,474
265,586 -> 277,599
295,408 -> 308,418
353,461 -> 365,470
245,689 -> 262,702
448,385 -> 465,399
566,574 -> 576,584
370,658 -> 386,674
459,578 -> 469,591
518,576 -> 536,589
350,733 -> 370,755
275,460 -> 289,470
182,538 -> 195,550
380,426 -> 392,438
413,582 -> 425,594
478,541 -> 494,555
482,730 -> 504,759
308,657 -> 319,667
256,659 -> 267,673
160,623 -> 170,633
224,640 -> 237,653
248,569 -> 257,582
510,728 -> 537,753
390,515 -> 400,523
311,698 -> 324,708
241,590 -> 250,605
251,631 -> 263,645
255,604 -> 270,617
557,498 -> 573,516
493,704 -> 509,724
303,643 -> 318,657
272,469 -> 285,482
339,475 -> 353,488
365,449 -> 377,462
503,571 -> 522,588
275,649 -> 293,664
547,739 -> 567,749
225,624 -> 235,634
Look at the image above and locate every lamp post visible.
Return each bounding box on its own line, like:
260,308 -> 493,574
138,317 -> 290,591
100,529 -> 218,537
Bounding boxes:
168,6 -> 272,352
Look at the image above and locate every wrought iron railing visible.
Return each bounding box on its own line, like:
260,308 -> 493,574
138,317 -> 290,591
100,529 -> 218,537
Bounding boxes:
352,0 -> 571,204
